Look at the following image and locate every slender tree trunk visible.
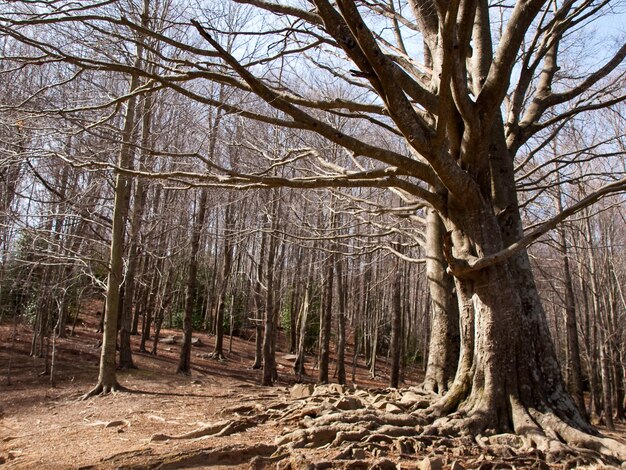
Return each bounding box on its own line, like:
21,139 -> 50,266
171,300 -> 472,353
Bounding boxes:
423,209 -> 459,393
294,289 -> 310,380
318,249 -> 334,385
252,222 -> 267,370
84,66 -> 140,397
555,183 -> 585,414
389,250 -> 402,388
212,204 -> 234,360
261,199 -> 279,386
335,255 -> 346,385
177,190 -> 208,373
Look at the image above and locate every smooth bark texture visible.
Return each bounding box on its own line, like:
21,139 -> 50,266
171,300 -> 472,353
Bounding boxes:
84,84 -> 138,396
335,255 -> 347,386
389,252 -> 402,389
423,209 -> 459,394
555,183 -> 585,414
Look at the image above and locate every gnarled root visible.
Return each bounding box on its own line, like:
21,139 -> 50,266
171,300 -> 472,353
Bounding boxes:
151,416 -> 266,442
209,351 -> 226,361
415,394 -> 626,468
81,381 -> 125,399
531,410 -> 626,464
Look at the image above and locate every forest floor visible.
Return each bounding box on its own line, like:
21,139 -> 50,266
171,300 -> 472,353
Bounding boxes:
1,301 -> 625,470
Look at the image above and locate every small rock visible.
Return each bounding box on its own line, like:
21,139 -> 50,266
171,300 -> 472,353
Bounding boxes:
418,457 -> 442,470
290,383 -> 314,399
400,391 -> 421,406
344,462 -> 369,470
160,335 -> 177,344
385,403 -> 403,413
7,451 -> 20,460
371,458 -> 397,469
335,397 -> 362,411
191,337 -> 203,346
371,393 -> 387,404
147,415 -> 165,422
312,462 -> 333,469
313,383 -> 345,395
351,448 -> 366,459
105,420 -> 128,428
487,433 -> 524,449
373,400 -> 389,410
394,437 -> 416,455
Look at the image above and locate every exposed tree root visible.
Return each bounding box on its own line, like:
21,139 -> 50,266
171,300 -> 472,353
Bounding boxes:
277,423 -> 373,448
103,443 -> 279,469
209,351 -> 226,361
414,397 -> 626,468
93,383 -> 626,469
150,416 -> 265,442
80,381 -> 126,400
532,410 -> 626,464
305,409 -> 420,428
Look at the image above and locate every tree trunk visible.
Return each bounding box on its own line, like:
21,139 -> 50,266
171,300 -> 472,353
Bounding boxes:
251,219 -> 267,370
389,250 -> 402,389
318,249 -> 334,385
177,190 -> 208,374
212,204 -> 234,360
335,255 -> 346,385
555,183 -> 585,415
423,208 -> 460,393
84,67 -> 140,397
294,288 -> 310,380
261,201 -> 278,386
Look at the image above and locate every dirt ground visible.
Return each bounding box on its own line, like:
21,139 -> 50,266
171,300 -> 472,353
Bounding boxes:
1,301 -> 624,469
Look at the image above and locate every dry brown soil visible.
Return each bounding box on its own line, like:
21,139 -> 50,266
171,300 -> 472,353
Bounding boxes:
1,301 -> 624,469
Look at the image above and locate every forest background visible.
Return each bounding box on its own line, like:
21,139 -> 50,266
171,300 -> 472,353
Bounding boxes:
0,0 -> 625,467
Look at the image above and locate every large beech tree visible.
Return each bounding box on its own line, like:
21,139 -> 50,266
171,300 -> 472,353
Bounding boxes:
184,3 -> 625,459
2,0 -> 625,462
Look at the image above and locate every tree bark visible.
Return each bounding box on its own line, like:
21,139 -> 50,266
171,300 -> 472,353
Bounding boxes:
555,182 -> 585,414
318,248 -> 334,385
423,208 -> 460,394
389,251 -> 402,389
335,255 -> 347,385
177,190 -> 208,374
261,198 -> 279,386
